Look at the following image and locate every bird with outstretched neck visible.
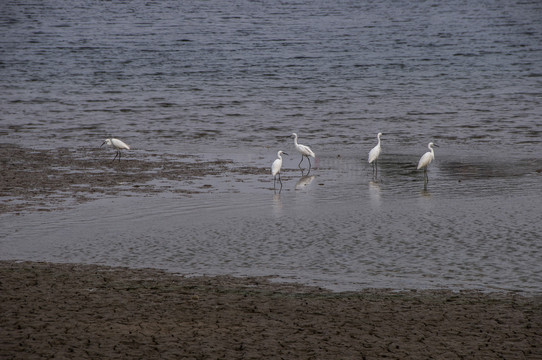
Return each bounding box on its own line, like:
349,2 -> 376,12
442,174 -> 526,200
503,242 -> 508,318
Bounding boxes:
101,138 -> 130,162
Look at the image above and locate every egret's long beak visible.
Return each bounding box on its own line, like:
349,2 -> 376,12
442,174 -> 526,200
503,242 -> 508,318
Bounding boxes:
283,152 -> 289,155
100,141 -> 106,147
433,144 -> 439,147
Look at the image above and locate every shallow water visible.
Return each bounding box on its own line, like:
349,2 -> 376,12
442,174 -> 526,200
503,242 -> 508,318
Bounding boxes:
1,0 -> 542,293
2,153 -> 542,293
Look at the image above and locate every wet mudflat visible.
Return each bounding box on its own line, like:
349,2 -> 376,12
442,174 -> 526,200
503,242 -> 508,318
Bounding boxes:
0,143 -> 265,214
1,261 -> 541,359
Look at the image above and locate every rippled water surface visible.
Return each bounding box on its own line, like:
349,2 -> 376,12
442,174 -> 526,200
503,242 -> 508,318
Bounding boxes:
1,0 -> 542,292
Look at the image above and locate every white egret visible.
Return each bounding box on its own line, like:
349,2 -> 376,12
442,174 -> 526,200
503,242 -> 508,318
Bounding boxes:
292,133 -> 315,170
101,138 -> 130,162
272,150 -> 288,189
368,132 -> 382,178
417,142 -> 438,184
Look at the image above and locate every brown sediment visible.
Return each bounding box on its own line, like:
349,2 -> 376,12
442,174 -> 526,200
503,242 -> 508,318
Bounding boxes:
0,143 -> 267,214
1,261 -> 540,359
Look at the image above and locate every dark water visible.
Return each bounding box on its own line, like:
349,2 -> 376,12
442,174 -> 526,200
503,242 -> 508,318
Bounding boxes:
1,0 -> 542,293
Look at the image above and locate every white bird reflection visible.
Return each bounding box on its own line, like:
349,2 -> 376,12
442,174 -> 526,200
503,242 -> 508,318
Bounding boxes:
272,193 -> 282,216
420,189 -> 431,198
295,175 -> 315,190
369,180 -> 381,208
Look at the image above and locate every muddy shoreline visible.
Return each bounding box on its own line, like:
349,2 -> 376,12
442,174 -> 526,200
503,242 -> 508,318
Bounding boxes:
0,143 -> 267,214
1,261 -> 541,359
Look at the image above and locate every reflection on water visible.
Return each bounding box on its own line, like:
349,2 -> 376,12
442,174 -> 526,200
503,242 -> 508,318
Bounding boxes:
272,193 -> 282,216
368,181 -> 381,208
295,175 -> 315,190
420,189 -> 432,198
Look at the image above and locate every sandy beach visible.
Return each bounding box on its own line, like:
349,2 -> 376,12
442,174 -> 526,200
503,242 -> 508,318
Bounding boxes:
1,261 -> 541,359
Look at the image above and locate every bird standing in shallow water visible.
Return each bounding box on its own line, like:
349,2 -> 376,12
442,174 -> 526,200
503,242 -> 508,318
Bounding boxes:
272,150 -> 287,190
101,138 -> 130,162
368,132 -> 382,179
292,133 -> 315,171
417,142 -> 438,186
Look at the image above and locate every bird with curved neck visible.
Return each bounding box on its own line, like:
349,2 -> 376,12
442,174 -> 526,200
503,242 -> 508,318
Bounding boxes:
417,142 -> 438,185
272,150 -> 288,190
368,132 -> 382,179
292,133 -> 315,171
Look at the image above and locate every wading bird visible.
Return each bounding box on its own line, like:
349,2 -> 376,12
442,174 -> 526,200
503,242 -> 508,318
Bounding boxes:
101,138 -> 130,162
368,132 -> 382,179
272,150 -> 287,190
292,133 -> 315,171
417,142 -> 438,185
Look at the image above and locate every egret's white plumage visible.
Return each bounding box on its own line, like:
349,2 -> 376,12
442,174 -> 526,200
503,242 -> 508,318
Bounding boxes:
292,133 -> 315,170
368,132 -> 382,178
368,132 -> 382,164
417,142 -> 436,170
101,138 -> 130,162
417,142 -> 438,184
272,150 -> 287,189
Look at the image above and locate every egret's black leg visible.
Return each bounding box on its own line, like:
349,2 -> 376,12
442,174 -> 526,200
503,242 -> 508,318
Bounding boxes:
278,173 -> 283,188
307,156 -> 312,171
298,156 -> 304,168
112,151 -> 119,162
